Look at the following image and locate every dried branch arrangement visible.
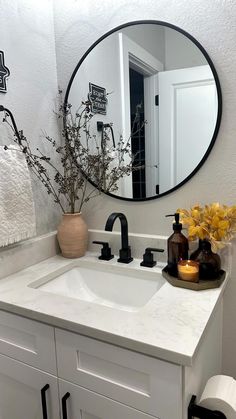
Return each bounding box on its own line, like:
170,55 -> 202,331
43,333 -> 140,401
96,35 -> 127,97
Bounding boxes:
2,97 -> 143,213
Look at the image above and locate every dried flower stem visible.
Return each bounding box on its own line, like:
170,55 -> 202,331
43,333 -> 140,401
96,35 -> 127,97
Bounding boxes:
1,92 -> 145,214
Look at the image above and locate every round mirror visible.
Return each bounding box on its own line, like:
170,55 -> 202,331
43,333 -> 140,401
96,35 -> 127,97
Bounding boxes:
65,20 -> 222,201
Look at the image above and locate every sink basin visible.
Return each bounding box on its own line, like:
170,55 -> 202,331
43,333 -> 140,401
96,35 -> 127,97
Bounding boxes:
29,261 -> 164,312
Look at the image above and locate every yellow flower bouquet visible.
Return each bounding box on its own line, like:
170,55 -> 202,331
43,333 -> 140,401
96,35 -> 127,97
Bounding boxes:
177,203 -> 236,252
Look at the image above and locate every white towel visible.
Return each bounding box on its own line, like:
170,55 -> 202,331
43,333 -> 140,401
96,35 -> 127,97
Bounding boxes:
0,145 -> 36,246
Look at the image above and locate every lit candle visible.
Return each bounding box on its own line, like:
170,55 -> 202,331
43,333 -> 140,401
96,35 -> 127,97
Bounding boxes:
178,260 -> 199,282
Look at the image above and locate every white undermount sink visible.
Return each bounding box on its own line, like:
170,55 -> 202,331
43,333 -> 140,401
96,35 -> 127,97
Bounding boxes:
29,261 -> 164,312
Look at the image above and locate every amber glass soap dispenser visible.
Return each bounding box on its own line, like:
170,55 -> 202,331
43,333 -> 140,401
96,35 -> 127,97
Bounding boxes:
166,213 -> 189,276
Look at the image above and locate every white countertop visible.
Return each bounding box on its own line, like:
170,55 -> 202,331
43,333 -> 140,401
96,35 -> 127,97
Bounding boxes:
0,253 -> 228,366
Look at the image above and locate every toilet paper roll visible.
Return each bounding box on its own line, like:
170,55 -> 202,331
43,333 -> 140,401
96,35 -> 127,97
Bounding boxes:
199,375 -> 236,419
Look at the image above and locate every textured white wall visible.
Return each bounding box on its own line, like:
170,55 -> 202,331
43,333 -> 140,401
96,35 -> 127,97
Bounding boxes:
53,0 -> 236,376
0,0 -> 62,234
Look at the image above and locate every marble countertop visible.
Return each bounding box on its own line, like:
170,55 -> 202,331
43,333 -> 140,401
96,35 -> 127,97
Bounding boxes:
0,253 -> 228,366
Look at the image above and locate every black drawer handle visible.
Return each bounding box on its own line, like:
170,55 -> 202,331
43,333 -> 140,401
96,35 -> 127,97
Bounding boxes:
62,392 -> 70,419
41,384 -> 50,419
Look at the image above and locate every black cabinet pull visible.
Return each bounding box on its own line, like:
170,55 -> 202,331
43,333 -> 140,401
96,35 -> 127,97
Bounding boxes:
62,392 -> 70,419
41,384 -> 50,419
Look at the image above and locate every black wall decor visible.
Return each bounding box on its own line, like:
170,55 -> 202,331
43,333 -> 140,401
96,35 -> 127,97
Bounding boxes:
0,51 -> 10,93
88,82 -> 107,114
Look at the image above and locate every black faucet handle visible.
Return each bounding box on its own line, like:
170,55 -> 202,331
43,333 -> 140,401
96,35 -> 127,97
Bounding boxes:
140,247 -> 164,268
92,241 -> 114,261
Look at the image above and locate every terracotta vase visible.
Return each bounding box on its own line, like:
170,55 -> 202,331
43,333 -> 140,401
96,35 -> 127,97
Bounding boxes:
190,239 -> 221,280
57,213 -> 88,258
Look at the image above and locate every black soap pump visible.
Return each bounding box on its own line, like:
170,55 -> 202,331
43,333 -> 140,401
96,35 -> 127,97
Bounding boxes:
166,213 -> 189,276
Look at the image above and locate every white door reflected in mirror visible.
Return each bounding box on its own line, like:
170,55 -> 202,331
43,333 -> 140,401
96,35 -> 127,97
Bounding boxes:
159,65 -> 217,193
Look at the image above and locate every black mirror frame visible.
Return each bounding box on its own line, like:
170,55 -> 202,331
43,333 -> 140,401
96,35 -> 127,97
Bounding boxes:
64,20 -> 222,202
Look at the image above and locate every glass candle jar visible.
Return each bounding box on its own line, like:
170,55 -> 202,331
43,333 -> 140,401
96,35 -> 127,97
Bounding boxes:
178,260 -> 199,282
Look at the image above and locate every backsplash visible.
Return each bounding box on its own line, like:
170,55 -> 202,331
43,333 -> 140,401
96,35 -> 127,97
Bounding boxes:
0,229 -> 231,281
0,230 -> 168,280
0,232 -> 59,280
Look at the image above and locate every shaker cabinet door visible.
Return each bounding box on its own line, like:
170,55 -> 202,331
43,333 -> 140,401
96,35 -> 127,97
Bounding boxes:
56,328 -> 182,418
59,378 -> 158,419
0,352 -> 59,419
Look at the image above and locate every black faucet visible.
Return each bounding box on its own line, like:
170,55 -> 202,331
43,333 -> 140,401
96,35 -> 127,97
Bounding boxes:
105,213 -> 133,263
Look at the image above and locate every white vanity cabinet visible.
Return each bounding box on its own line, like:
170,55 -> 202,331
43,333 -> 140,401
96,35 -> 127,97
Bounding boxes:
0,353 -> 59,419
0,310 -> 57,374
0,302 -> 223,419
0,311 -> 59,419
55,329 -> 182,419
59,379 -> 158,419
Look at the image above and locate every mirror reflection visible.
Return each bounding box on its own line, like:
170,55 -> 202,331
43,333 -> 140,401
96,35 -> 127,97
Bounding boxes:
66,22 -> 220,200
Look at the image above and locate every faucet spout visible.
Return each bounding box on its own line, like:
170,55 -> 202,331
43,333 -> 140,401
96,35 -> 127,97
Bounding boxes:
105,212 -> 133,263
105,212 -> 128,249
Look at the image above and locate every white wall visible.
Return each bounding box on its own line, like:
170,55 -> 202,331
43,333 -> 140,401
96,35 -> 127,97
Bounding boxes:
122,24 -> 165,63
164,26 -> 206,70
0,0 -> 62,235
68,31 -> 123,140
53,0 -> 236,377
122,24 -> 206,70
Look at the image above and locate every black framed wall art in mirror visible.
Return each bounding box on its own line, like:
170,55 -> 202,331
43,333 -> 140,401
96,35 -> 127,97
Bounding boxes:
64,20 -> 222,202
